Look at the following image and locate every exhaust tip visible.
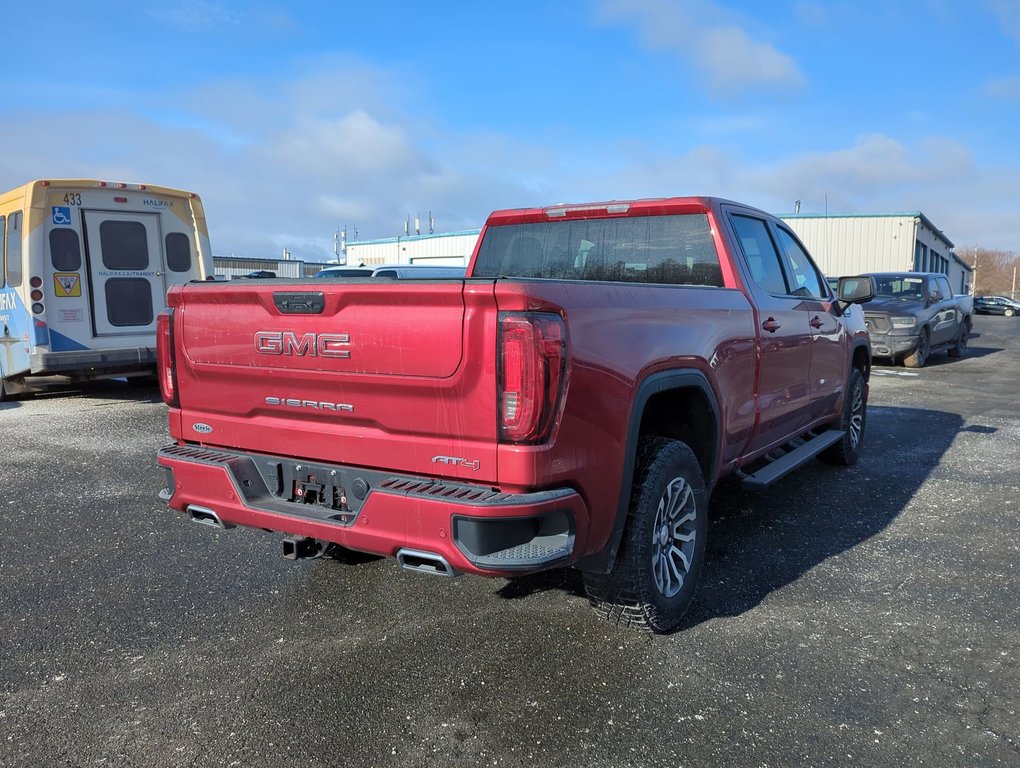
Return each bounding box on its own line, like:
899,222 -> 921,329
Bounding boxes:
186,505 -> 234,530
396,548 -> 455,577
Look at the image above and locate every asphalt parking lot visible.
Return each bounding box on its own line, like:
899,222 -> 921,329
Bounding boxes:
1,317 -> 1018,767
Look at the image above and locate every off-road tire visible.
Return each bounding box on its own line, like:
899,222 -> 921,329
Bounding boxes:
903,328 -> 930,368
820,367 -> 867,466
583,437 -> 708,634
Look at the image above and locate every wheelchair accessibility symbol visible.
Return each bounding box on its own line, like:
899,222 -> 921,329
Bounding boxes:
52,206 -> 72,225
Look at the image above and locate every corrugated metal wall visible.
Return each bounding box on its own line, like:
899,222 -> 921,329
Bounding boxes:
213,257 -> 333,279
780,214 -> 971,294
345,231 -> 481,267
780,216 -> 915,277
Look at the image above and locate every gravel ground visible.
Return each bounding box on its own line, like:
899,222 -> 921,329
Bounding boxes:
1,316 -> 1017,767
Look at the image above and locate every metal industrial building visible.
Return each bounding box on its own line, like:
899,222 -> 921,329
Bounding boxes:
213,255 -> 333,279
779,212 -> 973,294
344,229 -> 482,267
210,230 -> 481,278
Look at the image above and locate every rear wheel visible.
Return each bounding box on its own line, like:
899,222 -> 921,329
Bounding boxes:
948,324 -> 969,358
820,367 -> 867,466
1006,308 -> 1016,318
583,437 -> 708,633
903,328 -> 929,368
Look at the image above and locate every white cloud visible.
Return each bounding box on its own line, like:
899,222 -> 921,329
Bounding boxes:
596,0 -> 806,96
0,55 -> 539,262
1,57 -> 1015,261
794,2 -> 827,26
269,112 -> 425,176
148,1 -> 243,29
984,74 -> 1020,100
989,0 -> 1020,43
541,132 -> 1018,250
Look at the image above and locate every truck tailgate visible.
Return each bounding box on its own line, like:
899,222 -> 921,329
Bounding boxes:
170,279 -> 500,483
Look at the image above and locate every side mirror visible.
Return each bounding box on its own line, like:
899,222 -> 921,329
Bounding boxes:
837,275 -> 875,305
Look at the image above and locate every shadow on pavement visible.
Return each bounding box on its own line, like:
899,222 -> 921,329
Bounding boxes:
925,345 -> 1002,365
497,406 -> 963,631
0,378 -> 160,405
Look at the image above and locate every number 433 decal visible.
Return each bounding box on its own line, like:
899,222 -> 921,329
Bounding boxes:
62,193 -> 82,205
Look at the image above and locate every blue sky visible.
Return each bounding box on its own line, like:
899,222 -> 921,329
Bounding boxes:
1,0 -> 1018,261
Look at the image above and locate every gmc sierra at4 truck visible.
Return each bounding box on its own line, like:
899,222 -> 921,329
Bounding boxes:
156,197 -> 874,633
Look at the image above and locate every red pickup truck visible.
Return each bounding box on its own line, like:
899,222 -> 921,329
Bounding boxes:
156,197 -> 874,633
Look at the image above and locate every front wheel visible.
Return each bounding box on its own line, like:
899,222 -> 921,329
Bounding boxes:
1006,308 -> 1016,317
583,437 -> 708,633
820,367 -> 867,466
903,329 -> 929,368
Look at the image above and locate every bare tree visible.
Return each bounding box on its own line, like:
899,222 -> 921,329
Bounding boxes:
958,247 -> 1019,298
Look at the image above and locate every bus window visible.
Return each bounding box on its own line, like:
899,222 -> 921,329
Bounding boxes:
7,211 -> 22,286
166,232 -> 192,272
106,278 -> 153,326
100,221 -> 149,270
50,229 -> 82,271
0,216 -> 5,286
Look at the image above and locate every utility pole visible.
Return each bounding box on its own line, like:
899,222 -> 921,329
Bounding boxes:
972,247 -> 978,295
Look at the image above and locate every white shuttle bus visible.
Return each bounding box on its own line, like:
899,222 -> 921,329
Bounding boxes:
0,179 -> 212,399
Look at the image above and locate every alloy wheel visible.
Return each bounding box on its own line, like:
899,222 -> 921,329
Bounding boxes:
650,477 -> 698,598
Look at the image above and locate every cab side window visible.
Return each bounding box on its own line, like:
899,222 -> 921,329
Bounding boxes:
774,226 -> 826,299
937,276 -> 953,299
730,214 -> 788,295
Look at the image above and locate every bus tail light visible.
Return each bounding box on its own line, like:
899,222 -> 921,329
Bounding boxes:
157,309 -> 179,407
498,312 -> 567,444
30,276 -> 43,288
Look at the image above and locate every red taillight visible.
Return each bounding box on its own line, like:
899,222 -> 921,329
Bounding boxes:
30,276 -> 43,288
156,309 -> 179,407
498,312 -> 567,444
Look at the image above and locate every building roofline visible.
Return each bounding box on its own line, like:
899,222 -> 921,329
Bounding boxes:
347,228 -> 482,247
951,252 -> 974,272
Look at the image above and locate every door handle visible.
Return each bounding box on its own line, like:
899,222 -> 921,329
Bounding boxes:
809,316 -> 823,329
762,318 -> 781,333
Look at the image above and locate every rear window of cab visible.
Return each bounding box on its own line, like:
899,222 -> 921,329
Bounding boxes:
472,214 -> 723,287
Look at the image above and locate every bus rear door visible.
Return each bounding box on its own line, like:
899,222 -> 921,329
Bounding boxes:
81,209 -> 166,336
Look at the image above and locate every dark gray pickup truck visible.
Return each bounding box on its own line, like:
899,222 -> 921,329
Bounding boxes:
861,272 -> 972,368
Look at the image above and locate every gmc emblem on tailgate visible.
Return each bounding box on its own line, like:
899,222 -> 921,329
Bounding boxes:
254,331 -> 351,358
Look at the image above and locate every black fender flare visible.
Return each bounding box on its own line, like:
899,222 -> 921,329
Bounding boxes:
850,339 -> 872,376
578,369 -> 720,574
